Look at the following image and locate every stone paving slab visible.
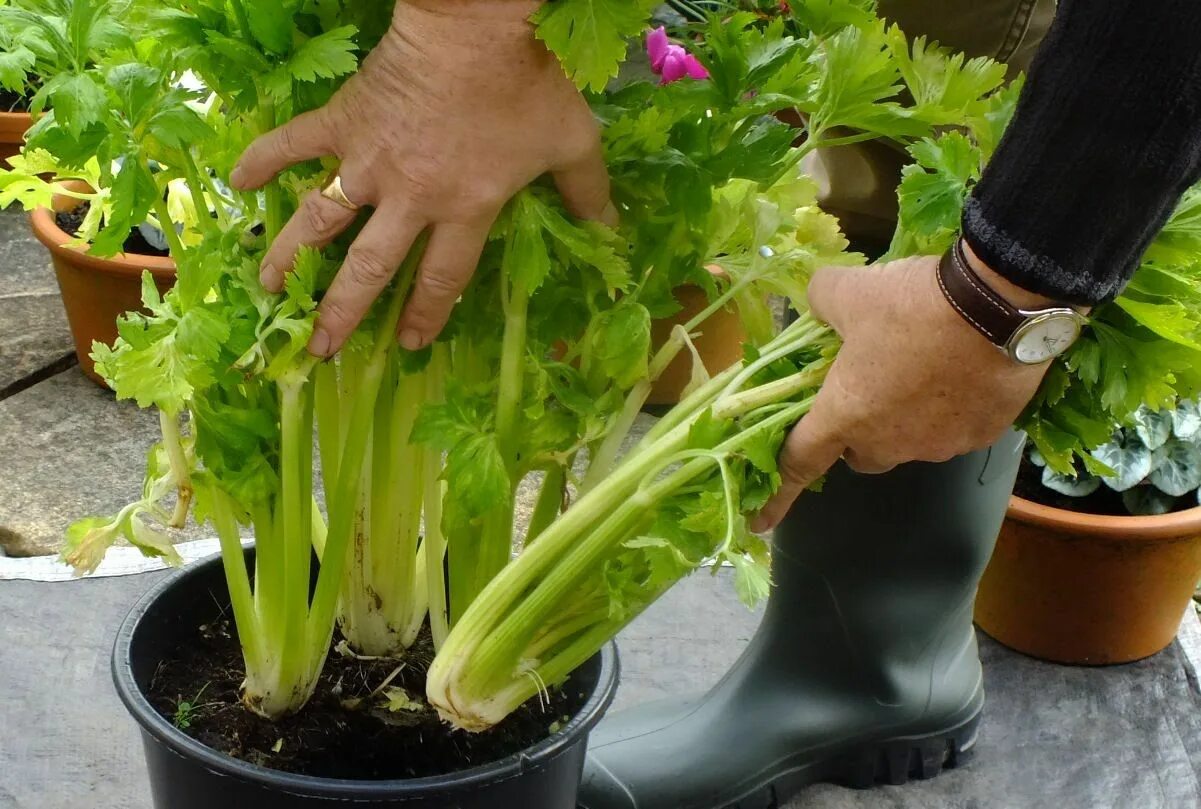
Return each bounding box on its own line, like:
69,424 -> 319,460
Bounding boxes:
0,211 -> 55,295
1,566 -> 1198,809
0,210 -> 75,396
0,368 -> 208,557
0,293 -> 74,397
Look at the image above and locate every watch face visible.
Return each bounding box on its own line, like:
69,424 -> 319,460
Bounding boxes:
1012,313 -> 1084,364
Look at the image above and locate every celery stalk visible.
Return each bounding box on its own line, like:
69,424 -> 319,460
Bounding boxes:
304,244 -> 423,666
424,344 -> 452,649
427,321 -> 832,730
338,356 -> 431,656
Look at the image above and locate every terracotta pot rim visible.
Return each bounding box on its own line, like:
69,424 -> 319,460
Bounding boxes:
30,198 -> 176,279
0,109 -> 32,148
1007,494 -> 1201,542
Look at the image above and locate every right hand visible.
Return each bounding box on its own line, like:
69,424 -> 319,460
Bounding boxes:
230,0 -> 615,358
752,252 -> 1055,532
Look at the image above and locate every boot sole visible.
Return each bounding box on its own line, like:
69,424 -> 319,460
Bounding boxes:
722,711 -> 982,809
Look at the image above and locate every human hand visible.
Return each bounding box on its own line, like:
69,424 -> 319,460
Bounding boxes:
230,0 -> 614,357
752,249 -> 1059,532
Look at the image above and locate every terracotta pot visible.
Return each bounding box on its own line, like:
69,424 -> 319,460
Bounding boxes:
0,110 -> 32,165
646,269 -> 749,406
31,191 -> 176,386
975,495 -> 1201,665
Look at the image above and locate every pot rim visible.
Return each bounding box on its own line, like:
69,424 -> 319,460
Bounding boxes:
1007,494 -> 1201,541
30,196 -> 176,279
112,551 -> 621,798
0,109 -> 32,127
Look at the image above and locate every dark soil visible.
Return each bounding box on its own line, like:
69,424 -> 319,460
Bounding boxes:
56,202 -> 171,258
1013,458 -> 1192,516
0,88 -> 32,113
146,610 -> 588,780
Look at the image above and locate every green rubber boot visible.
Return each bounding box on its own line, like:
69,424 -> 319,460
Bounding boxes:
579,432 -> 1025,809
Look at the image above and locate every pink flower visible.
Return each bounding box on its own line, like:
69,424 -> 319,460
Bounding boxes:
647,26 -> 709,85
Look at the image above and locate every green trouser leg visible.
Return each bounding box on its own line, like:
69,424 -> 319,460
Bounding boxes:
579,432 -> 1025,809
880,0 -> 1056,74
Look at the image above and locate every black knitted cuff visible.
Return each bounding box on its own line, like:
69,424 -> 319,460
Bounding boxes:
962,197 -> 1122,307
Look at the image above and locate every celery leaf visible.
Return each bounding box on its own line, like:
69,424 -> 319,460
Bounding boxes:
534,0 -> 657,93
591,300 -> 650,388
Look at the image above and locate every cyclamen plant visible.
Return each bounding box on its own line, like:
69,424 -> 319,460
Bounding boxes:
1032,400 -> 1201,516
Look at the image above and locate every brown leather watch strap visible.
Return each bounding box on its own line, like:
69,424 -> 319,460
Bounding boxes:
936,239 -> 1025,349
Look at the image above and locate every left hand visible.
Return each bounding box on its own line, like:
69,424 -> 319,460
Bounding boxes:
752,252 -> 1055,533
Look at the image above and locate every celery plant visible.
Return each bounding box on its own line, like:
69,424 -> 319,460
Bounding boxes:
427,314 -> 837,730
0,0 -> 406,717
422,11 -> 1030,730
323,338 -> 446,656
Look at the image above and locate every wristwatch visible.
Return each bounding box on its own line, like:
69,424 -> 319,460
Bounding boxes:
937,238 -> 1088,365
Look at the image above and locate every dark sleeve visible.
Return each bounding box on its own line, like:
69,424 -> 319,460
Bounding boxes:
962,0 -> 1201,306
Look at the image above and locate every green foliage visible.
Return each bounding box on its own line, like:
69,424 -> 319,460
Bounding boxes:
63,437 -> 189,573
171,683 -> 210,729
1029,398 -> 1201,515
0,29 -> 38,96
535,0 -> 659,92
0,0 -> 388,719
892,132 -> 980,256
263,24 -> 360,100
886,29 -> 1006,127
591,301 -> 652,387
0,0 -> 132,103
788,0 -> 878,37
803,21 -> 913,137
889,84 -> 1201,475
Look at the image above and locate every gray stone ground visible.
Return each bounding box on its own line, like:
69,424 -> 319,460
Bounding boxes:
2,208 -> 1200,809
0,369 -> 211,557
0,211 -> 74,397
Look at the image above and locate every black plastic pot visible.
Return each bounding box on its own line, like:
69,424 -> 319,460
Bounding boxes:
112,551 -> 621,808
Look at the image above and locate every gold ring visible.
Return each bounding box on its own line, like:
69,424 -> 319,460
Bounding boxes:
320,174 -> 361,211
